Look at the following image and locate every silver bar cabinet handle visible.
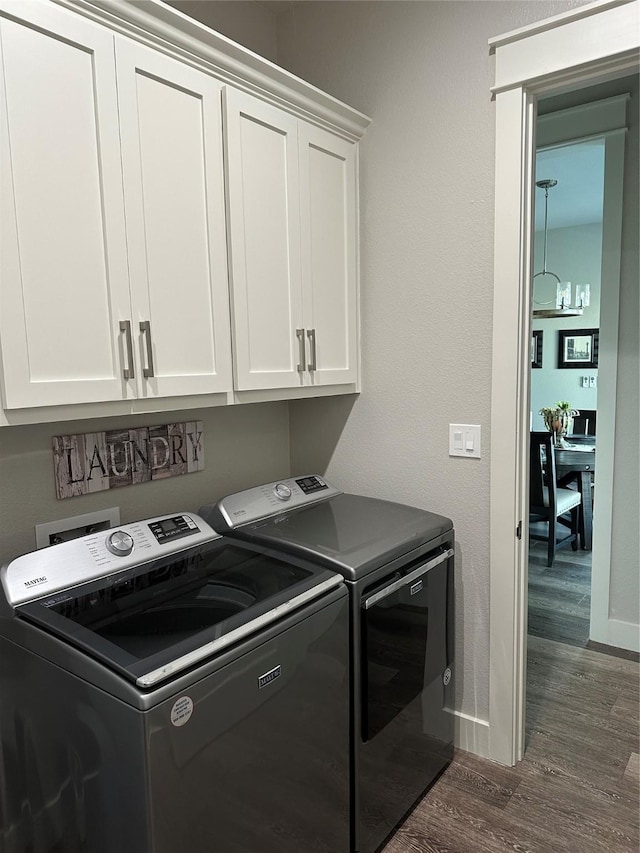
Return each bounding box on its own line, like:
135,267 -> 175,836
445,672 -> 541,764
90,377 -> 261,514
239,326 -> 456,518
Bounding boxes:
296,328 -> 306,373
140,320 -> 155,378
307,328 -> 317,372
119,320 -> 135,380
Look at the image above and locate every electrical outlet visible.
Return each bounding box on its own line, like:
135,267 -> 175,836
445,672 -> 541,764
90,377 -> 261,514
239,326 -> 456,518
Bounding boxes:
582,376 -> 590,388
589,376 -> 597,388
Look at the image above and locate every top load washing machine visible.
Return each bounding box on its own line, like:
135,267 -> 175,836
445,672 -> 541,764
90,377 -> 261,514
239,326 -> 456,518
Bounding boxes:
0,511 -> 350,853
200,475 -> 455,853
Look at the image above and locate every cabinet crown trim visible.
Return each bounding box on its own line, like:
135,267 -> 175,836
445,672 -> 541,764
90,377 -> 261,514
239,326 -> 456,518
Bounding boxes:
53,0 -> 371,140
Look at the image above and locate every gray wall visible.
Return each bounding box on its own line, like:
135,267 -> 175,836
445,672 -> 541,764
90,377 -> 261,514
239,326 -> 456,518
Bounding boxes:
531,222 -> 602,429
3,0 -> 632,739
275,0 -> 596,723
165,0 -> 279,61
0,403 -> 290,563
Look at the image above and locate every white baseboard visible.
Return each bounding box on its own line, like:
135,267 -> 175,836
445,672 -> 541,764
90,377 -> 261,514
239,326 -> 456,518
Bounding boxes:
604,618 -> 640,653
591,616 -> 640,653
446,708 -> 491,758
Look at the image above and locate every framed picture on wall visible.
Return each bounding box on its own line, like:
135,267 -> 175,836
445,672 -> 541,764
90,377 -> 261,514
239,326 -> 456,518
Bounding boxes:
558,328 -> 599,369
531,330 -> 543,369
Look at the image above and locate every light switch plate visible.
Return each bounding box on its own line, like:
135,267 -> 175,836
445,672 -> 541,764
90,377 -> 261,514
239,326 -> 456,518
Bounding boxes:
449,424 -> 481,458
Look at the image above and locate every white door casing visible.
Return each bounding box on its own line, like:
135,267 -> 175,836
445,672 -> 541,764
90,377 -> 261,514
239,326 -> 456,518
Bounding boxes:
489,0 -> 639,766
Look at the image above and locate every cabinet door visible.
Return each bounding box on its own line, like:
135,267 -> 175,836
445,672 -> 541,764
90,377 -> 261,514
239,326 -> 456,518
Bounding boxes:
224,88 -> 303,391
0,1 -> 132,409
115,38 -> 232,399
299,124 -> 358,387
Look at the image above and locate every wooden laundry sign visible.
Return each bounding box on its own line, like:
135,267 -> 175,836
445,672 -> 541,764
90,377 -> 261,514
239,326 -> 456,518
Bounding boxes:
52,421 -> 204,500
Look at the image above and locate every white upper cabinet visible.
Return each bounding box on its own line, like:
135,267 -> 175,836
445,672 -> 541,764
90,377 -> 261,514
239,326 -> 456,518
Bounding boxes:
225,88 -> 359,393
0,0 -> 368,423
0,1 -> 131,408
224,89 -> 303,391
0,1 -> 233,412
299,124 -> 358,387
115,38 -> 232,399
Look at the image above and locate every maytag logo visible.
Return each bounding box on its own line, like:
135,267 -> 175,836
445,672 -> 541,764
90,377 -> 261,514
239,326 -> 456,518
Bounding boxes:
258,665 -> 281,689
24,576 -> 47,588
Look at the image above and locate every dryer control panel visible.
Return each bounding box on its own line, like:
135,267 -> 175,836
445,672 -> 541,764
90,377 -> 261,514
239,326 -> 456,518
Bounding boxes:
1,513 -> 217,608
202,475 -> 342,530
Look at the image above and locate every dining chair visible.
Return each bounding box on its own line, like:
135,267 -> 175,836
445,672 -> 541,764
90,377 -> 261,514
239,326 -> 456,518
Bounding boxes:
571,409 -> 597,437
529,432 -> 582,567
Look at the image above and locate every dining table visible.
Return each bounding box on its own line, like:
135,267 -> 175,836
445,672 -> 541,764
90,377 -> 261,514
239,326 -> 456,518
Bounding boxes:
555,441 -> 596,550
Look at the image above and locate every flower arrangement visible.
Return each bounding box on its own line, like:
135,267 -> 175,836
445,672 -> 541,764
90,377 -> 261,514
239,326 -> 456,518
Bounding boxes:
539,400 -> 580,448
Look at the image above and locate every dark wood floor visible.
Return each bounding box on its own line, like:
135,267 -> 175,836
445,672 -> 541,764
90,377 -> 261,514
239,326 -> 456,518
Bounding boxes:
527,540 -> 592,648
382,547 -> 639,853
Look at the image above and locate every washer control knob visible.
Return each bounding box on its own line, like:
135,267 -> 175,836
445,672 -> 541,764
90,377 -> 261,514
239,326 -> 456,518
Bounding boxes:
106,530 -> 134,557
273,482 -> 292,501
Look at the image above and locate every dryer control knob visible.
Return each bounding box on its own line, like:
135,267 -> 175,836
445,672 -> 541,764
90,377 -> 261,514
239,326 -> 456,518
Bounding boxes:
106,530 -> 134,557
273,482 -> 292,501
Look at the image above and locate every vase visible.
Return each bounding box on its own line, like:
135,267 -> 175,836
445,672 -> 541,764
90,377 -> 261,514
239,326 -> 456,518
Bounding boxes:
552,426 -> 569,449
542,409 -> 570,448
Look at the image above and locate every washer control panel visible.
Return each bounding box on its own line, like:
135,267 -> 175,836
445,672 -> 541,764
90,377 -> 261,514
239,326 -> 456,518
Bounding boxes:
203,474 -> 342,530
295,475 -> 329,495
148,514 -> 200,543
1,513 -> 215,608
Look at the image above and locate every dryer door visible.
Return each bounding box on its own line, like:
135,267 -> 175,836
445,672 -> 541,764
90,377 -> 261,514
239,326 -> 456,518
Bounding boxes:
361,547 -> 452,740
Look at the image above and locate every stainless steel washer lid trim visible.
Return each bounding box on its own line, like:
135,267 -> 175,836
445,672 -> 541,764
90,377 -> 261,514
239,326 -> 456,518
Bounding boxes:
135,574 -> 344,687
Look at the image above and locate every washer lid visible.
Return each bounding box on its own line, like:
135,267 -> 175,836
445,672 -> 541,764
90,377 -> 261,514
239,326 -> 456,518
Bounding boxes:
222,493 -> 453,580
11,537 -> 342,688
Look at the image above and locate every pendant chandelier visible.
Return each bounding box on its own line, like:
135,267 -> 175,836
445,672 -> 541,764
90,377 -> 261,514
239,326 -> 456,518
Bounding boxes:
532,178 -> 587,319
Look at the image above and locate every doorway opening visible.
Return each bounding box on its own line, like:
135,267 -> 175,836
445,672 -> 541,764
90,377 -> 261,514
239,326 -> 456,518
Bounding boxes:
528,134 -> 604,650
